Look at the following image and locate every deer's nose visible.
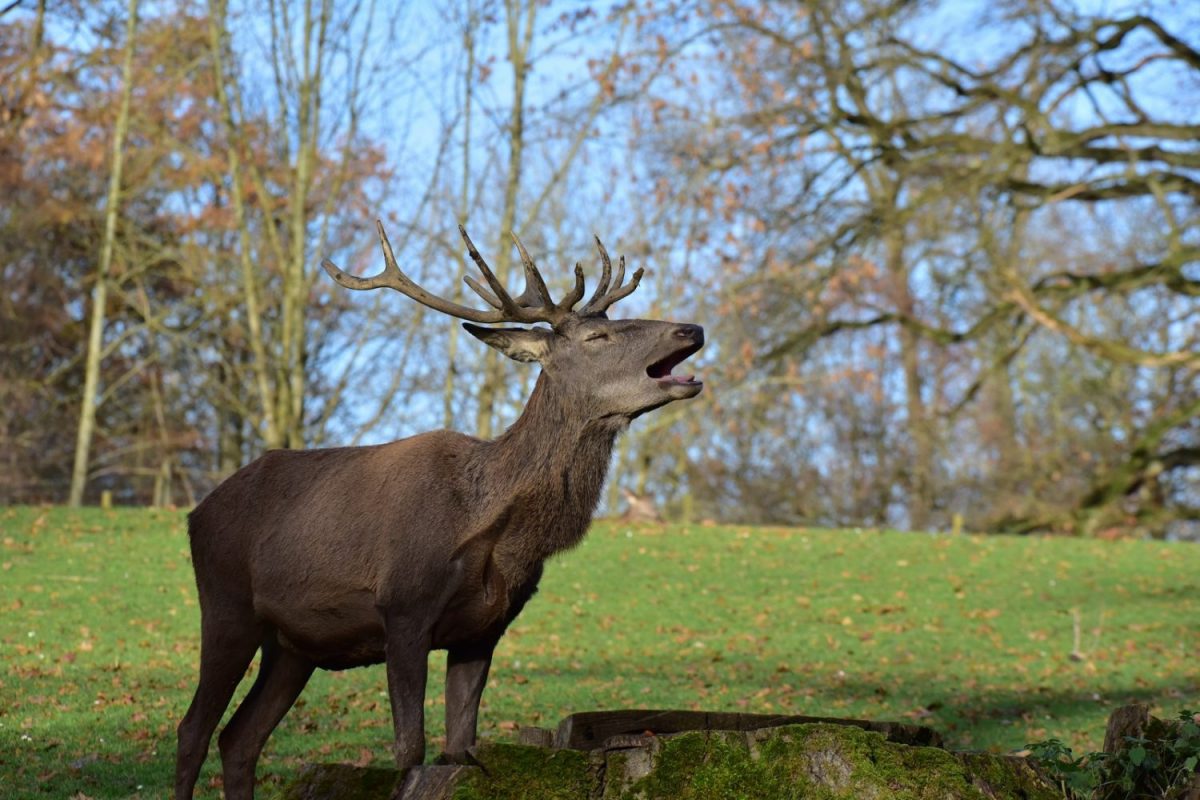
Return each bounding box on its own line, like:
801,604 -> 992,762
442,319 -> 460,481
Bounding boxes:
674,324 -> 704,345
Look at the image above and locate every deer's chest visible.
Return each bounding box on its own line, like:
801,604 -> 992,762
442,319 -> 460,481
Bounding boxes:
431,558 -> 544,649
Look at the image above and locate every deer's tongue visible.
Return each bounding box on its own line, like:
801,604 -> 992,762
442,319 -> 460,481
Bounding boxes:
648,361 -> 699,385
647,343 -> 701,385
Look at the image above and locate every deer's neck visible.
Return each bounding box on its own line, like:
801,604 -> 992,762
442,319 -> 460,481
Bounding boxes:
467,373 -> 622,563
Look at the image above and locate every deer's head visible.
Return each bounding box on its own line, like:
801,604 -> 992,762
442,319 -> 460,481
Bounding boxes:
322,223 -> 704,421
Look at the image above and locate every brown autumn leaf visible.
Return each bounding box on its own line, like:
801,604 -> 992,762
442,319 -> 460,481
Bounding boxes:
351,747 -> 374,768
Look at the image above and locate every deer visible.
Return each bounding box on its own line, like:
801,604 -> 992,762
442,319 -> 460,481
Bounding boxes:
174,222 -> 704,799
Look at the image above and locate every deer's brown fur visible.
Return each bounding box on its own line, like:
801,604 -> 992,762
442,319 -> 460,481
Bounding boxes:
174,225 -> 704,799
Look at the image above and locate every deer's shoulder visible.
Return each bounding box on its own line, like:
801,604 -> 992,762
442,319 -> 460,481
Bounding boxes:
376,428 -> 482,462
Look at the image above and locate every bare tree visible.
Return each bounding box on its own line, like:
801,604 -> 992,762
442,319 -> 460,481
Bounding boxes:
635,0 -> 1199,534
67,0 -> 139,506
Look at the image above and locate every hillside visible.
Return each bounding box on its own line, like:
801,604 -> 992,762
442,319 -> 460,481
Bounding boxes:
1,507 -> 1195,797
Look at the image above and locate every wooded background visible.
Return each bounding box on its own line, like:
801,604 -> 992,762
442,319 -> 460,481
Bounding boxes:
1,0 -> 1197,538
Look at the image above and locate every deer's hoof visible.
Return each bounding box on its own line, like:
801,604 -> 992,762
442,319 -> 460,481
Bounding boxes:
391,743 -> 425,771
435,747 -> 488,775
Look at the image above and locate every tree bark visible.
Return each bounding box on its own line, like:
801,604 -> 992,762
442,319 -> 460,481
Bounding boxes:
444,1 -> 478,430
280,0 -> 331,448
68,0 -> 139,506
475,0 -> 536,439
207,0 -> 282,449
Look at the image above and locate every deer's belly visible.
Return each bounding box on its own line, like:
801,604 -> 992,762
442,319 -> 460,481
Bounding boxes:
253,561 -> 541,663
259,592 -> 387,670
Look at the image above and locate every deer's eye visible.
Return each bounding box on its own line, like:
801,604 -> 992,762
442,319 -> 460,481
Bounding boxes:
585,331 -> 611,343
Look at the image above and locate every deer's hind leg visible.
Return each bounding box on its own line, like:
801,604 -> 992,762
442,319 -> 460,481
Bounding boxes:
175,612 -> 262,800
218,633 -> 315,800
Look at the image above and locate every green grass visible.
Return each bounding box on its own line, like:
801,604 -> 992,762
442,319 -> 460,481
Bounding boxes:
0,506 -> 1196,798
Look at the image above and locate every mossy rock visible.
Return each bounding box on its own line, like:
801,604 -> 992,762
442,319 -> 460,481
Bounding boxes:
450,743 -> 592,800
605,725 -> 1062,800
279,724 -> 1062,799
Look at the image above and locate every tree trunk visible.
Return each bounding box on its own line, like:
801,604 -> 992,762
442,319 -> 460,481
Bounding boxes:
444,1 -> 478,430
206,0 -> 331,452
886,225 -> 934,531
216,361 -> 245,478
280,0 -> 330,449
475,0 -> 535,439
68,0 -> 139,506
207,0 -> 282,449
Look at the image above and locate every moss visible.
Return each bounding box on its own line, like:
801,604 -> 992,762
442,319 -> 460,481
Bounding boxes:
601,750 -> 630,800
276,726 -> 1064,800
957,752 -> 1065,800
620,730 -> 796,800
613,724 -> 1063,800
450,743 -> 591,800
756,725 -> 939,798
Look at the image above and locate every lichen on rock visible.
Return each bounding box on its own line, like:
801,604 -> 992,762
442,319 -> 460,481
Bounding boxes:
279,717 -> 1063,800
449,742 -> 591,800
605,724 -> 1062,800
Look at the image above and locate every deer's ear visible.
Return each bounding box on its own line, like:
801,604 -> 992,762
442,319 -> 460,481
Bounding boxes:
463,323 -> 553,363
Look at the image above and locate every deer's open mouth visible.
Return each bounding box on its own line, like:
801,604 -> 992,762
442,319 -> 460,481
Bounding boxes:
647,341 -> 703,387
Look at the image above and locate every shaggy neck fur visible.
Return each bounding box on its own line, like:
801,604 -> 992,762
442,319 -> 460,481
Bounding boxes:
466,372 -> 623,566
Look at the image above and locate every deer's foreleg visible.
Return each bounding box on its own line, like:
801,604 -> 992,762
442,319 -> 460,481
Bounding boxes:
383,614 -> 431,769
443,640 -> 496,757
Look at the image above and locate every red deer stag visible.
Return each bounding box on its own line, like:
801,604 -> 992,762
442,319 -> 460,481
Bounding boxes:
175,223 -> 704,799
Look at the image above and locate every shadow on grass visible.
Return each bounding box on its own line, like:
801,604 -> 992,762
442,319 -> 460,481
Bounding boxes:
6,703 -> 353,800
513,656 -> 1196,750
6,664 -> 1197,799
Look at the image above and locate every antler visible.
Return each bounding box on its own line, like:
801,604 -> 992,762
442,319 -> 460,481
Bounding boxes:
322,222 -> 506,323
581,236 -> 644,316
458,226 -> 585,327
322,221 -> 641,326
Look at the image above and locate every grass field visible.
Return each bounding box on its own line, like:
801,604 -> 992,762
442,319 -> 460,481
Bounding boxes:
1,506 -> 1197,798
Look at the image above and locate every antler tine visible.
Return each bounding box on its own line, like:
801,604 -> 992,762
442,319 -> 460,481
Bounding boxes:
612,253 -> 627,293
561,262 -> 586,309
585,261 -> 644,315
583,242 -> 643,314
462,275 -> 504,310
319,220 -> 405,292
510,232 -> 554,308
582,236 -> 642,315
458,225 -> 527,318
321,221 -> 507,324
457,226 -> 576,325
583,235 -> 613,311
